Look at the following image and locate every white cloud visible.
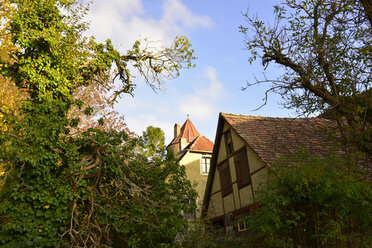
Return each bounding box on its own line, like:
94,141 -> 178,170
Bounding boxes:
179,66 -> 224,121
162,0 -> 213,29
196,66 -> 224,98
85,0 -> 213,50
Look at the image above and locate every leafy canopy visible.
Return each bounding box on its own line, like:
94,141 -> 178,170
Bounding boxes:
140,126 -> 166,159
244,150 -> 372,248
0,0 -> 197,247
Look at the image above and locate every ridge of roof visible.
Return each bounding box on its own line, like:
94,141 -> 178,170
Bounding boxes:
221,112 -> 326,120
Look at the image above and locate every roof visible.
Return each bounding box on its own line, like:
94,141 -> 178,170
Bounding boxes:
186,135 -> 214,153
169,118 -> 200,145
202,113 -> 340,217
176,135 -> 214,161
222,113 -> 338,166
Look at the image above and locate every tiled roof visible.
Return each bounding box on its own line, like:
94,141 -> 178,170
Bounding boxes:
170,118 -> 200,145
221,113 -> 338,166
187,135 -> 214,152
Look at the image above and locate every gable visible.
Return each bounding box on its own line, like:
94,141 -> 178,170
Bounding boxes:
203,112 -> 340,220
203,117 -> 267,219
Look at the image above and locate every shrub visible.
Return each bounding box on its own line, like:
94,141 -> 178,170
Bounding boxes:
244,150 -> 372,248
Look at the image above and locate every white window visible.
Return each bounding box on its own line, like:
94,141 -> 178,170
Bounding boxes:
237,220 -> 247,232
201,156 -> 210,174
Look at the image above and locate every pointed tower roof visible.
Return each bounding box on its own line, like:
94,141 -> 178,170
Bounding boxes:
169,118 -> 200,145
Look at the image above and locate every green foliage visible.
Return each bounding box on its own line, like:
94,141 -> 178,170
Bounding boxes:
6,0 -> 93,104
0,0 -> 197,247
0,103 -> 197,247
244,150 -> 372,248
0,101 -> 75,247
140,126 -> 166,159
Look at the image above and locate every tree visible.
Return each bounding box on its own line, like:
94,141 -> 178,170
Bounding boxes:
240,0 -> 371,155
140,126 -> 166,159
0,0 -> 196,247
244,150 -> 372,248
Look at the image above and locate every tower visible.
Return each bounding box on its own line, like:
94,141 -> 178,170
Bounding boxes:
167,118 -> 214,216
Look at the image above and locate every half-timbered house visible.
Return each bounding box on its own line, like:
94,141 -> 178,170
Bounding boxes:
202,113 -> 337,234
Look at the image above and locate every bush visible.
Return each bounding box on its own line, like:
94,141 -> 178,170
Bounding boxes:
244,150 -> 372,248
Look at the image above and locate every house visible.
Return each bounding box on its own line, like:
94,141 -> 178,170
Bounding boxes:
167,117 -> 214,216
202,113 -> 337,234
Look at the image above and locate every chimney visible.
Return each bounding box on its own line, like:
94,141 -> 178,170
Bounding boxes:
174,123 -> 180,139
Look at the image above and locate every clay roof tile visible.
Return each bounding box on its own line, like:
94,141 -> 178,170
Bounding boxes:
221,113 -> 339,166
189,135 -> 214,152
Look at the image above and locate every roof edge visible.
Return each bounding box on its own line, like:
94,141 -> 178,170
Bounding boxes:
202,113 -> 225,217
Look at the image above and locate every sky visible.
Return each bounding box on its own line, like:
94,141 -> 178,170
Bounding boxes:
85,0 -> 295,144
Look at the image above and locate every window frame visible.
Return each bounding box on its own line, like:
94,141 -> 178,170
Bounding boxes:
201,156 -> 211,174
237,219 -> 247,232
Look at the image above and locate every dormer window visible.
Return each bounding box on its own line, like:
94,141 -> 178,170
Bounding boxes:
224,131 -> 233,155
201,156 -> 211,174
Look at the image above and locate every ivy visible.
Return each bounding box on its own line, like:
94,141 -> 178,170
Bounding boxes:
0,0 -> 197,247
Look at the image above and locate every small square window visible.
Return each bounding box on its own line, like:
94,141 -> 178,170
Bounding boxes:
201,156 -> 210,174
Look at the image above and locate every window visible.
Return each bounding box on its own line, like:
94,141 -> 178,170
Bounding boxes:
201,156 -> 210,174
234,148 -> 251,189
224,131 -> 234,155
184,199 -> 196,220
237,219 -> 247,232
218,160 -> 232,197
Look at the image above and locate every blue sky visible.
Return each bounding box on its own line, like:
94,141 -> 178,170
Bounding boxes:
86,0 -> 295,143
